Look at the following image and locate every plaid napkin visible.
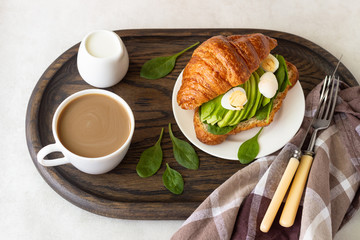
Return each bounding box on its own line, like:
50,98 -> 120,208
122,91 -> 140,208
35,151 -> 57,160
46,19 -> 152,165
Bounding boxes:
172,82 -> 360,240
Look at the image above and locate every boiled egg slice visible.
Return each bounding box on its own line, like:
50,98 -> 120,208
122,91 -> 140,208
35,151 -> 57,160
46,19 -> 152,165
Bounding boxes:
258,72 -> 278,98
260,54 -> 279,73
221,87 -> 248,110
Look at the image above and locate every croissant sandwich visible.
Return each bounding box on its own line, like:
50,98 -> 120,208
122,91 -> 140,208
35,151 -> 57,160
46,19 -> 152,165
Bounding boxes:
176,33 -> 299,145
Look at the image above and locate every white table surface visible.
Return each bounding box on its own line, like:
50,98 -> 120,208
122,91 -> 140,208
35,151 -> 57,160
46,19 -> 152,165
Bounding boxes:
1,0 -> 359,239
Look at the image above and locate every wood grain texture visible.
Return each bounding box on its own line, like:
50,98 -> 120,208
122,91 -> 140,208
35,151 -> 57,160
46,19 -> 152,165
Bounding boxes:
26,29 -> 358,220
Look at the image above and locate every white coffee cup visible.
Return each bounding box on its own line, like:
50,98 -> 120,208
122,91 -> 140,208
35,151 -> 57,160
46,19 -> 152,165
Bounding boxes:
36,89 -> 135,174
77,30 -> 129,88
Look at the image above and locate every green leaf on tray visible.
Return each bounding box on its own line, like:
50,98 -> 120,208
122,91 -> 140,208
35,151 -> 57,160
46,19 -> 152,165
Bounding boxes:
162,163 -> 184,195
168,123 -> 199,170
136,128 -> 164,178
237,127 -> 263,164
140,42 -> 200,79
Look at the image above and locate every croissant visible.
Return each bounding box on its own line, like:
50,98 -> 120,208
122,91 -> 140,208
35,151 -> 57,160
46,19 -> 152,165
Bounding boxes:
177,33 -> 278,110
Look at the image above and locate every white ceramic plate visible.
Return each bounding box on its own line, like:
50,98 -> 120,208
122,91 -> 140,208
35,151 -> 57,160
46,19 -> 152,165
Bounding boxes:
172,71 -> 305,160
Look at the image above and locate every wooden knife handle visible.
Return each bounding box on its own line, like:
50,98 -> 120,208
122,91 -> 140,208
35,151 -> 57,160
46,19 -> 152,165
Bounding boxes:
260,157 -> 299,233
279,154 -> 314,227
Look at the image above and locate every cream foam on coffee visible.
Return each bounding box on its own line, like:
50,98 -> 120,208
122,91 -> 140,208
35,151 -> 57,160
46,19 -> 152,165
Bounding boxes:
57,93 -> 131,158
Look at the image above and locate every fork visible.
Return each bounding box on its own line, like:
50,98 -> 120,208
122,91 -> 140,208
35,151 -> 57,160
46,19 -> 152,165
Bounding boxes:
259,75 -> 337,233
279,75 -> 340,227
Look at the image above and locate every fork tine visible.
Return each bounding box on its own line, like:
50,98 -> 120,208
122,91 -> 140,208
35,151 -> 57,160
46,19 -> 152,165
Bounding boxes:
319,75 -> 330,101
317,76 -> 331,118
323,76 -> 337,119
327,77 -> 340,120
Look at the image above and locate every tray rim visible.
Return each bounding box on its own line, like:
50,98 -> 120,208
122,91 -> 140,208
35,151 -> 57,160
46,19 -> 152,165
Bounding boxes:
25,28 -> 358,220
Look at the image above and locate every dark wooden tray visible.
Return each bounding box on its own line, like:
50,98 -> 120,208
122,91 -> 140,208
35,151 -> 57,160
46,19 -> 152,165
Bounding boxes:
26,29 -> 358,220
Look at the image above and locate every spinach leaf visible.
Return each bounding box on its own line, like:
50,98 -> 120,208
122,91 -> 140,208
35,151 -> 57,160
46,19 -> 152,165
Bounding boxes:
136,128 -> 164,178
168,123 -> 199,170
206,123 -> 236,135
275,58 -> 285,90
237,127 -> 263,164
276,55 -> 291,92
162,163 -> 184,195
140,42 -> 200,79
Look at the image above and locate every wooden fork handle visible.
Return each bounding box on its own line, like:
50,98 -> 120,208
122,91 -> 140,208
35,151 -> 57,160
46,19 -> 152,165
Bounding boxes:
260,157 -> 299,233
279,154 -> 314,227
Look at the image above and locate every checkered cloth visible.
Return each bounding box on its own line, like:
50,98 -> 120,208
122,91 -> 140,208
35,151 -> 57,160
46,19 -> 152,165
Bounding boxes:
172,82 -> 360,240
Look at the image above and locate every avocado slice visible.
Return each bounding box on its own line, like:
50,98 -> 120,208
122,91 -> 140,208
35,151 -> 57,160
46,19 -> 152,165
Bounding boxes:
228,109 -> 242,126
248,72 -> 263,118
201,95 -> 228,125
261,96 -> 271,106
229,78 -> 255,125
257,94 -> 264,110
230,74 -> 255,126
206,106 -> 228,125
256,67 -> 265,77
200,95 -> 221,122
217,110 -> 235,127
236,76 -> 251,123
242,74 -> 257,119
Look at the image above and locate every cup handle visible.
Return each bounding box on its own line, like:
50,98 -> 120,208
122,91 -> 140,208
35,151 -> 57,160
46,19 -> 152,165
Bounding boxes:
37,143 -> 70,167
